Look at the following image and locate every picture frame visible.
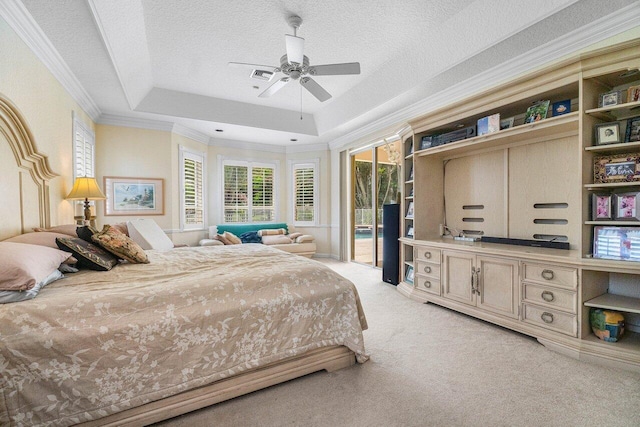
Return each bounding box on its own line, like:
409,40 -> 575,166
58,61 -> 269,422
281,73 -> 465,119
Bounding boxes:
614,192 -> 640,221
625,116 -> 640,142
599,90 -> 624,108
408,165 -> 414,181
500,117 -> 515,130
595,122 -> 621,145
524,100 -> 550,123
551,99 -> 571,116
591,193 -> 612,220
420,136 -> 433,150
406,226 -> 414,238
405,265 -> 414,284
628,85 -> 640,103
593,226 -> 640,261
406,201 -> 414,218
593,153 -> 640,183
104,177 -> 164,216
477,113 -> 500,136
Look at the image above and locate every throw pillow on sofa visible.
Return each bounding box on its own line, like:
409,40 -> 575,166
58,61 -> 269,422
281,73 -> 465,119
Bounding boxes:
223,231 -> 242,245
239,231 -> 262,243
258,228 -> 286,236
262,235 -> 293,245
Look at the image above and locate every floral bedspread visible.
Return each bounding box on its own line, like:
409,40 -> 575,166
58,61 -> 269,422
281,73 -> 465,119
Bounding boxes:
0,244 -> 368,426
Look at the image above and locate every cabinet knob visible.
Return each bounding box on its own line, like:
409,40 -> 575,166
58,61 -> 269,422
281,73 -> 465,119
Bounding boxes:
424,266 -> 431,274
424,280 -> 431,288
541,312 -> 554,324
424,251 -> 432,259
541,269 -> 554,280
541,290 -> 555,302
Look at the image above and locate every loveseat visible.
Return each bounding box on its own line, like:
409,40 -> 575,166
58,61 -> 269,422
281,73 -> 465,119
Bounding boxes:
199,223 -> 316,258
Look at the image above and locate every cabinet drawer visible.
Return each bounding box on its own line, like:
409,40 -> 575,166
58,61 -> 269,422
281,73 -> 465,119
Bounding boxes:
415,261 -> 440,279
415,276 -> 440,295
523,304 -> 577,337
415,247 -> 441,264
522,263 -> 577,290
522,283 -> 577,314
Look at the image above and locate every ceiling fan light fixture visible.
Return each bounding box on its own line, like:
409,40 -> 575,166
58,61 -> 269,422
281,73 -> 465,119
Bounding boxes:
285,34 -> 304,65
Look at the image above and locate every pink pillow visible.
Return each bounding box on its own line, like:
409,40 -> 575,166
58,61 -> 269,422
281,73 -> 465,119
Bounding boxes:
4,231 -> 75,249
0,242 -> 72,291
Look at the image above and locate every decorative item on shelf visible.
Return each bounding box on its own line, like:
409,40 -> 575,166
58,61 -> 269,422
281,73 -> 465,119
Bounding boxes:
499,116 -> 514,130
477,113 -> 500,136
625,116 -> 640,142
591,193 -> 613,221
438,126 -> 476,145
66,177 -> 106,223
408,139 -> 414,155
551,99 -> 571,116
614,192 -> 640,220
406,226 -> 414,238
593,226 -> 640,261
420,135 -> 433,150
104,177 -> 164,216
595,121 -> 621,145
628,85 -> 640,103
523,100 -> 550,123
405,201 -> 414,219
599,90 -> 625,108
590,308 -> 625,342
405,264 -> 414,284
593,153 -> 640,183
408,165 -> 414,181
408,187 -> 414,197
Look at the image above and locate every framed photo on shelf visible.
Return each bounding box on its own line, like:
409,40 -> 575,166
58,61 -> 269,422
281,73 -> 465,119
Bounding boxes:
599,90 -> 624,108
408,165 -> 414,181
103,176 -> 164,216
420,136 -> 433,150
591,193 -> 612,220
405,265 -> 414,284
477,113 -> 500,136
523,100 -> 550,123
595,122 -> 621,145
628,85 -> 640,103
500,117 -> 514,130
614,192 -> 640,220
594,153 -> 640,183
408,140 -> 414,155
551,99 -> 571,116
625,116 -> 640,142
406,226 -> 414,238
406,201 -> 414,218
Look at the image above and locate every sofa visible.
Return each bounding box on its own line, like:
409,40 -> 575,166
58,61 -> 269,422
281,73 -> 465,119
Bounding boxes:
199,222 -> 316,258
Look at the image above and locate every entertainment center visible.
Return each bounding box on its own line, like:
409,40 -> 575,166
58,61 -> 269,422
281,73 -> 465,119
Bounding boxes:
397,39 -> 640,372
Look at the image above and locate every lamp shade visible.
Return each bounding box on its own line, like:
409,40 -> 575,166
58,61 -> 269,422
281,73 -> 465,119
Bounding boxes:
66,177 -> 106,200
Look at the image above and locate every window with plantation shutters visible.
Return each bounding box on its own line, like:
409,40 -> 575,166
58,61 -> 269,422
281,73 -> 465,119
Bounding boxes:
180,146 -> 206,230
73,112 -> 95,179
291,161 -> 318,226
223,161 -> 277,223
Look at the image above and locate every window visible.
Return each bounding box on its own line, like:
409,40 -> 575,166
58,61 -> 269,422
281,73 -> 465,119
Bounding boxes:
291,161 -> 318,225
180,146 -> 206,230
223,160 -> 277,223
72,112 -> 95,179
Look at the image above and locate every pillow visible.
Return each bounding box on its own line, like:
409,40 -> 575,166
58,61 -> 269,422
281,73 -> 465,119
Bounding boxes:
33,224 -> 77,236
199,238 -> 224,246
223,231 -> 242,245
92,225 -> 149,264
239,231 -> 262,244
262,235 -> 293,245
56,237 -> 119,271
0,242 -> 72,291
215,234 -> 232,245
3,231 -> 75,249
295,235 -> 315,243
110,222 -> 129,236
288,232 -> 303,240
127,219 -> 174,250
0,269 -> 64,304
76,225 -> 98,243
258,228 -> 286,237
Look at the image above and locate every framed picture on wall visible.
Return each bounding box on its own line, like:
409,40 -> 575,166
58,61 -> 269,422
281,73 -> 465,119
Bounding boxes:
104,177 -> 165,216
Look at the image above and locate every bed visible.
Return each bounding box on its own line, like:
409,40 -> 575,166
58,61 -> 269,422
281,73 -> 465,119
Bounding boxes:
0,94 -> 368,426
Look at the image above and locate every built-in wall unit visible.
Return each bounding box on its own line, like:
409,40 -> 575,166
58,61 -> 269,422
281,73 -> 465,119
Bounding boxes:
397,40 -> 640,372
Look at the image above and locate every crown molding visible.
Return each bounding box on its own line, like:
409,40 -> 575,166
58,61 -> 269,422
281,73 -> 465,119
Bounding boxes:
209,137 -> 287,153
0,0 -> 101,121
172,123 -> 211,145
97,113 -> 174,132
285,142 -> 329,153
329,4 -> 640,151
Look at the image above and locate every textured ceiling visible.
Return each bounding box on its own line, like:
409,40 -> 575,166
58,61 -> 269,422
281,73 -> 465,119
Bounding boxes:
17,0 -> 639,146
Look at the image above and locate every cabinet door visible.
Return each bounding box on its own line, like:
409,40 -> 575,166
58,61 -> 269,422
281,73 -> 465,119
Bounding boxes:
476,255 -> 519,319
442,251 -> 475,306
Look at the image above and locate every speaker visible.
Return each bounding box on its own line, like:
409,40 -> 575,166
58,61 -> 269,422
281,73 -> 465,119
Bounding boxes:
382,204 -> 400,285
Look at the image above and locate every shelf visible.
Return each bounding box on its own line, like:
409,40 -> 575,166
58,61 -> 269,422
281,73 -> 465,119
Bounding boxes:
584,221 -> 640,225
584,182 -> 640,190
585,293 -> 640,314
583,330 -> 640,353
585,100 -> 640,121
405,153 -> 414,160
415,112 -> 579,158
405,180 -> 414,185
405,196 -> 414,200
585,141 -> 640,154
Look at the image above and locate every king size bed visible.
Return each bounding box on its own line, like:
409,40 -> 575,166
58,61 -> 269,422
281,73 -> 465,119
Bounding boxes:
0,94 -> 368,426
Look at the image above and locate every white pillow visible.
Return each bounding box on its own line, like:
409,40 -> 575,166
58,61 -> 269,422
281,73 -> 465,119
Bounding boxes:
126,219 -> 174,250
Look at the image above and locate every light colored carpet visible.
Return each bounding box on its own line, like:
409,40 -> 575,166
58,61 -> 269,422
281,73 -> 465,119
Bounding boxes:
155,259 -> 640,427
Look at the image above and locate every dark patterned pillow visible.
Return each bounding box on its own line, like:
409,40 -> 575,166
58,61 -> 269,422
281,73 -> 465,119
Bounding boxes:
239,231 -> 262,243
76,225 -> 99,243
56,237 -> 119,271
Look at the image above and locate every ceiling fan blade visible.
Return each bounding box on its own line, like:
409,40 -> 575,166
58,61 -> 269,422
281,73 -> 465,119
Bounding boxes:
259,77 -> 290,98
300,77 -> 332,102
285,34 -> 304,64
228,62 -> 278,73
309,62 -> 361,76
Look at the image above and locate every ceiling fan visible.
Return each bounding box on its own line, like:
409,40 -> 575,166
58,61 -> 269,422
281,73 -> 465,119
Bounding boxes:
229,15 -> 360,102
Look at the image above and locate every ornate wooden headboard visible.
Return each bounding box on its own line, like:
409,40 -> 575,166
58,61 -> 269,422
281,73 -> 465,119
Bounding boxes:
0,93 -> 58,240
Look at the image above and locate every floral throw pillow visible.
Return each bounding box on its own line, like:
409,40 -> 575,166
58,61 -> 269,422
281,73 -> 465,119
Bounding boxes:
92,225 -> 149,264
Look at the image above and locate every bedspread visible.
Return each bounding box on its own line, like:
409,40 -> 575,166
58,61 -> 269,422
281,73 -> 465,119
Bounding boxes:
0,244 -> 368,426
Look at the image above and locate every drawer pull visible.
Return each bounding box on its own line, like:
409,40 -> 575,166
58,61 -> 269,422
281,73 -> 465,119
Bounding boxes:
424,280 -> 431,288
424,266 -> 432,274
541,269 -> 554,280
541,312 -> 554,324
541,290 -> 555,302
424,251 -> 432,259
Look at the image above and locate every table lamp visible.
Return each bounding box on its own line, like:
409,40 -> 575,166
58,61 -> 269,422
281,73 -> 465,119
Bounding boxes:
66,177 -> 106,221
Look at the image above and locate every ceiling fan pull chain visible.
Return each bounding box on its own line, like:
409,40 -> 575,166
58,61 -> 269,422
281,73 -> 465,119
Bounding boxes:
300,84 -> 303,120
